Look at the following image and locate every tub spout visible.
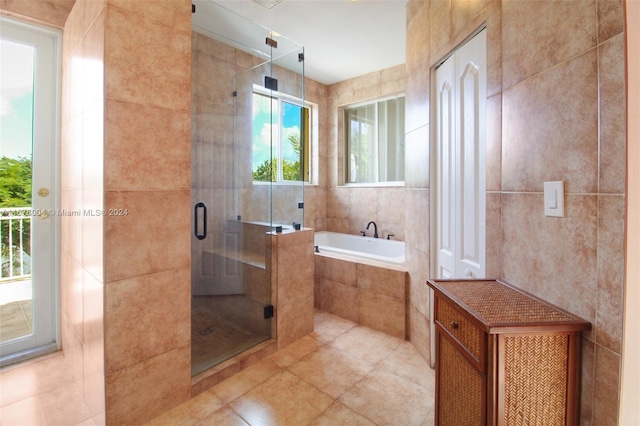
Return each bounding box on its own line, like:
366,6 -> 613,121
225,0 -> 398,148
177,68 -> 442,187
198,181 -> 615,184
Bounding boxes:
366,221 -> 378,238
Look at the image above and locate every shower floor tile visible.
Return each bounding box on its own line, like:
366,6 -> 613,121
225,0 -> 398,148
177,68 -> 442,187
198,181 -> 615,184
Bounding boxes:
191,295 -> 270,375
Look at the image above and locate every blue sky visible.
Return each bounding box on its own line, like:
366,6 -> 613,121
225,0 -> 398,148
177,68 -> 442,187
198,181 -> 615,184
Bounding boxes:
0,38 -> 34,160
252,93 -> 301,171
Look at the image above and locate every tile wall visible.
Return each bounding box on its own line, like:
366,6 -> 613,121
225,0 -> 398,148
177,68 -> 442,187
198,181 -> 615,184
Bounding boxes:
59,0 -> 106,424
102,1 -> 192,424
314,255 -> 407,339
3,0 -> 628,424
61,0 -> 193,424
324,64 -> 407,241
403,0 -> 626,423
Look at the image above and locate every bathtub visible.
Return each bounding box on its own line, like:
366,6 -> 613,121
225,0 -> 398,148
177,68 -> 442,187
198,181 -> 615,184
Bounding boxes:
314,231 -> 405,264
313,231 -> 407,338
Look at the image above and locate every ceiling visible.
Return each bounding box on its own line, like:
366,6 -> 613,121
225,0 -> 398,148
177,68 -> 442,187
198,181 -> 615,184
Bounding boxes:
201,0 -> 408,85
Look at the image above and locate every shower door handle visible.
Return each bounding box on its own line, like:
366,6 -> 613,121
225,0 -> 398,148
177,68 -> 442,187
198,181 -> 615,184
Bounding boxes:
194,202 -> 207,240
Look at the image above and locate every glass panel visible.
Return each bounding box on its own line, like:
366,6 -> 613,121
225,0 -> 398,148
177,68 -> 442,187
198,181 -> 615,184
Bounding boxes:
282,101 -> 302,181
0,38 -> 34,344
346,104 -> 376,183
190,0 -> 303,375
345,97 -> 405,184
252,92 -> 278,182
1,18 -> 58,362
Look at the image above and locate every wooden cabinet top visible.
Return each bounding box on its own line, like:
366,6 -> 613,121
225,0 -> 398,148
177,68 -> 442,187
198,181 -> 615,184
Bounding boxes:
427,279 -> 591,334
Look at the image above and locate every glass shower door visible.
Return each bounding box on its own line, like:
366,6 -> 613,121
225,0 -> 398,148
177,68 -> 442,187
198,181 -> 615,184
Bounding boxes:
191,0 -> 304,376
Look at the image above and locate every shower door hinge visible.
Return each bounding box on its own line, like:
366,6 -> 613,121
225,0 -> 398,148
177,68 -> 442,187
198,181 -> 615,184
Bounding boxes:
192,4 -> 196,13
298,53 -> 304,62
264,305 -> 274,319
232,91 -> 237,97
265,37 -> 278,48
264,76 -> 278,91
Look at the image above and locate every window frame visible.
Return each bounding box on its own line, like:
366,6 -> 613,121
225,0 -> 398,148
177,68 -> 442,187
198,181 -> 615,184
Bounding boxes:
251,85 -> 314,185
342,94 -> 406,187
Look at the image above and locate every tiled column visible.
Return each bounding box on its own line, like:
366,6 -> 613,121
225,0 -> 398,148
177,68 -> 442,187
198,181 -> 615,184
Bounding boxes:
101,1 -> 192,424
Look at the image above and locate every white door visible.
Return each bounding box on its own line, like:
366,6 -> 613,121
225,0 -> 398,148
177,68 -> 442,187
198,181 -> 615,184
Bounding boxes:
0,17 -> 60,363
430,28 -> 487,368
434,29 -> 486,280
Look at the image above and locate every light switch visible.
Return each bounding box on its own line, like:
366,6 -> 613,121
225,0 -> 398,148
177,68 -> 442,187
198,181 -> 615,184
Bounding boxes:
544,181 -> 564,217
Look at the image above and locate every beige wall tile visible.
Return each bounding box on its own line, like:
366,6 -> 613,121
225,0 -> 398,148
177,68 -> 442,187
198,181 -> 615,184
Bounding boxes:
429,0 -> 451,64
486,95 -> 501,192
104,269 -> 190,375
82,271 -> 104,372
357,264 -> 406,300
502,51 -> 599,193
106,345 -> 191,425
593,346 -> 620,425
580,337 -> 595,425
0,0 -> 75,27
408,304 -> 431,366
597,0 -> 624,43
105,6 -> 190,111
104,190 -> 190,282
320,278 -> 358,323
108,0 -> 191,32
83,350 -> 106,423
275,233 -> 315,349
596,195 -> 624,352
485,192 -> 502,278
598,34 -> 626,194
105,99 -> 191,191
404,126 -> 430,189
502,193 -> 597,325
404,188 -> 429,253
358,290 -> 405,339
502,0 -> 597,89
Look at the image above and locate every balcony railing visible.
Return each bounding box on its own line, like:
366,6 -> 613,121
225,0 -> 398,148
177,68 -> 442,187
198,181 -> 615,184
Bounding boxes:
1,207 -> 32,282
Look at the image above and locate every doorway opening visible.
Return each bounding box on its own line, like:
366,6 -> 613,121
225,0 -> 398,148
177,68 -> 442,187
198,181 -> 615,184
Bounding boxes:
0,17 -> 61,366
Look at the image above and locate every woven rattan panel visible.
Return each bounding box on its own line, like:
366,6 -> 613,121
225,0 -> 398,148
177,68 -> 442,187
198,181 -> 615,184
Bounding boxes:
438,281 -> 574,324
436,298 -> 482,360
503,334 -> 569,425
439,334 -> 484,425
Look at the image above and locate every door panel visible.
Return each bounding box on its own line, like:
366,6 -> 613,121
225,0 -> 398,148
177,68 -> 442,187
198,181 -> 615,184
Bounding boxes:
434,29 -> 486,280
0,17 -> 59,362
436,58 -> 455,279
456,33 -> 486,279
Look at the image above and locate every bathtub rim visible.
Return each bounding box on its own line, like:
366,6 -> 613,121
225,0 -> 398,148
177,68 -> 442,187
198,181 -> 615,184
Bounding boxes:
313,231 -> 407,269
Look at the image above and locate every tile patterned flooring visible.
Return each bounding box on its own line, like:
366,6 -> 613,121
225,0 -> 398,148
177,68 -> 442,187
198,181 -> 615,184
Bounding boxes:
0,310 -> 435,425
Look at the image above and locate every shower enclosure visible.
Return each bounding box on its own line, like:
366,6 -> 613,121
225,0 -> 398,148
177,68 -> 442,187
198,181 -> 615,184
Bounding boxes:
191,1 -> 305,376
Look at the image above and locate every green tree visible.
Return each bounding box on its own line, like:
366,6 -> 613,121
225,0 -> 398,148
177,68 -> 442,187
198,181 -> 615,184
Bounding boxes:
0,156 -> 32,207
253,158 -> 277,182
0,156 -> 32,276
252,133 -> 303,181
283,133 -> 301,181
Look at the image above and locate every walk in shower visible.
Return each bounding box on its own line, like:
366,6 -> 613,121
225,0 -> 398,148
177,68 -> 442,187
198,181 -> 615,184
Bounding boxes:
191,1 -> 305,376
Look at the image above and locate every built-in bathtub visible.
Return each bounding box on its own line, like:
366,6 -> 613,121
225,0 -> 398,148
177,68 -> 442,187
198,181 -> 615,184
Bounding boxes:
313,231 -> 408,339
314,231 -> 405,264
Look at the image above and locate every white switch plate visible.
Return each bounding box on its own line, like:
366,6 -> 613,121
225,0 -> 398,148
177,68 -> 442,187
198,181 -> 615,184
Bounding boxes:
544,181 -> 565,217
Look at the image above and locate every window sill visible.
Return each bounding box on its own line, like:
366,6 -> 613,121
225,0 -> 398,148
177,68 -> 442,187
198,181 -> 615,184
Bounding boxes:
338,182 -> 405,188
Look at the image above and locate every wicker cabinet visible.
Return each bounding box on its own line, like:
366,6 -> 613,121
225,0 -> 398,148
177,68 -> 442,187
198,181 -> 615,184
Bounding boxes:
426,279 -> 591,425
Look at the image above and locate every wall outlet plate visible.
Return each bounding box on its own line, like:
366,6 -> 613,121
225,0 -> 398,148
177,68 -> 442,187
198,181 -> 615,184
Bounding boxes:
544,181 -> 565,217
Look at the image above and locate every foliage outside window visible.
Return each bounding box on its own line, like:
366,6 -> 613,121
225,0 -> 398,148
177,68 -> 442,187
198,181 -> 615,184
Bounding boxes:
345,95 -> 405,184
1,156 -> 32,277
252,89 -> 311,183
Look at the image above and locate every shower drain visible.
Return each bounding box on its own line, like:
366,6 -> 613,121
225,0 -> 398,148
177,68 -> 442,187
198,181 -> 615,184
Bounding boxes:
199,327 -> 213,336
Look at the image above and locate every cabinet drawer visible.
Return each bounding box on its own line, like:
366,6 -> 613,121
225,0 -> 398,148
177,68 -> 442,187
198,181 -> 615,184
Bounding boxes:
435,297 -> 484,365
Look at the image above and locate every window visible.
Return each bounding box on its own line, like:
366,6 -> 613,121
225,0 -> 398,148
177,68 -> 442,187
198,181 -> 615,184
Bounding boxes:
252,87 -> 311,183
344,95 -> 405,184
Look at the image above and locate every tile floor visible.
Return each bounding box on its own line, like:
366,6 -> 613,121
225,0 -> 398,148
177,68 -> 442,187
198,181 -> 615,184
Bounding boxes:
0,310 -> 435,425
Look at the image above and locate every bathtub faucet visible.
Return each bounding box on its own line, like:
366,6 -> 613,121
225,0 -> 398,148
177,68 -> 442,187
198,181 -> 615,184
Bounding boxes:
366,221 -> 378,238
